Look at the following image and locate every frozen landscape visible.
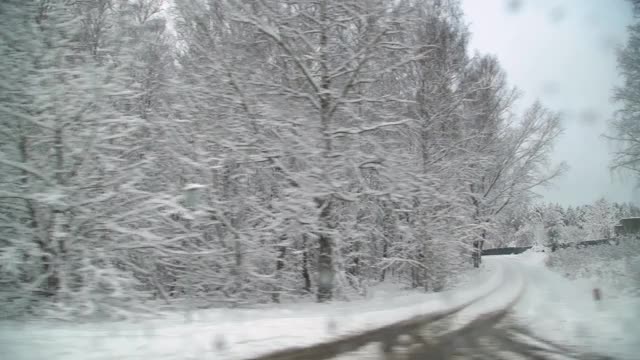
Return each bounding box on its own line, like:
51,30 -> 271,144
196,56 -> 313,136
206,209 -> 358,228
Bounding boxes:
2,250 -> 639,359
2,0 -> 640,359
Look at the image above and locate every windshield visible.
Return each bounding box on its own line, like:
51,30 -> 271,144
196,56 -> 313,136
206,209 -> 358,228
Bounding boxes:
1,1 -> 638,359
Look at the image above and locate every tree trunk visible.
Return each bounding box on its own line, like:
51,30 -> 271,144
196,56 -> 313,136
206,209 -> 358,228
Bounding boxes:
317,233 -> 333,302
302,236 -> 311,294
316,197 -> 335,302
315,0 -> 335,303
271,243 -> 286,303
380,240 -> 388,281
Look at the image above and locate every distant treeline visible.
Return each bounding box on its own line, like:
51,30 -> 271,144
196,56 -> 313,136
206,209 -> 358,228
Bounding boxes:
482,238 -> 627,256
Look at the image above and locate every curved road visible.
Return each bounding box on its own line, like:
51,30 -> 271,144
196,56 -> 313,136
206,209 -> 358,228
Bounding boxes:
485,253 -> 639,360
1,252 -> 638,360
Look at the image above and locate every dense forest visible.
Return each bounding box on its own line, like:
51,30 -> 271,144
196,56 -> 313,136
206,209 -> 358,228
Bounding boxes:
0,0 -> 568,319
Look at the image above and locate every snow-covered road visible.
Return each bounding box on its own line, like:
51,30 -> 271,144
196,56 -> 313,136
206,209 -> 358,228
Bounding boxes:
0,260 -> 509,360
1,251 -> 638,360
496,253 -> 640,360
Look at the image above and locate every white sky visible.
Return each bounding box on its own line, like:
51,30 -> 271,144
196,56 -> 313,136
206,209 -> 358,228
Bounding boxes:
462,0 -> 636,206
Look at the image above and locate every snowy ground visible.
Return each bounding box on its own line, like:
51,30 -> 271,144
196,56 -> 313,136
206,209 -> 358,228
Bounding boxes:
489,252 -> 640,360
0,265 -> 508,360
1,251 -> 639,360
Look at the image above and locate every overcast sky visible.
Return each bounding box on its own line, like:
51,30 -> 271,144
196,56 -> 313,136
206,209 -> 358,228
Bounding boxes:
462,0 -> 636,206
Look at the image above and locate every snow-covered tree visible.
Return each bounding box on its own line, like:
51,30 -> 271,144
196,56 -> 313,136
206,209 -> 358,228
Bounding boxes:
0,0 -> 568,316
0,0 -> 154,317
583,198 -> 618,239
610,0 -> 640,179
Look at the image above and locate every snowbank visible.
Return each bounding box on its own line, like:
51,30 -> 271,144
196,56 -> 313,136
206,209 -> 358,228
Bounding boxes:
0,264 -> 509,360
